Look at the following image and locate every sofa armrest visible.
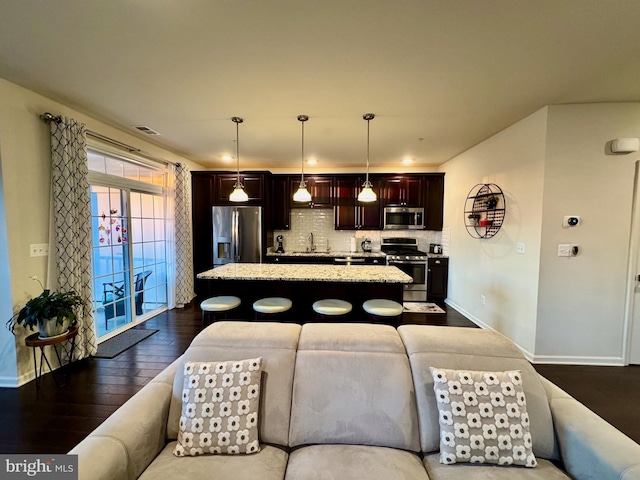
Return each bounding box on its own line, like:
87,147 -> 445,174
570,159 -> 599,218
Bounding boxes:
69,358 -> 181,480
540,376 -> 640,480
69,436 -> 128,480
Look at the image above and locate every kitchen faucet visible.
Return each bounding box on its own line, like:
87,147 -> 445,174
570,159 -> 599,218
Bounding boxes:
309,232 -> 316,252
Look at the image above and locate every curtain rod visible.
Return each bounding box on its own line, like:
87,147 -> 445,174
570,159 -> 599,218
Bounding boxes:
40,112 -> 179,167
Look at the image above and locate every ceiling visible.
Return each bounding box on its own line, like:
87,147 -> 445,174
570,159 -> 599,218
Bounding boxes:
1,1 -> 639,171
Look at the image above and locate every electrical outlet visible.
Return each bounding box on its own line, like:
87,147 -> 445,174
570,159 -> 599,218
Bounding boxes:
516,242 -> 525,254
480,295 -> 486,305
29,243 -> 49,257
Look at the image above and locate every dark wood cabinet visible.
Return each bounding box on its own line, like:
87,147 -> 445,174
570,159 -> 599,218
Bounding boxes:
271,176 -> 291,230
334,176 -> 382,230
382,176 -> 424,207
424,174 -> 445,231
427,257 -> 448,301
215,173 -> 265,205
290,176 -> 334,208
191,173 -> 215,299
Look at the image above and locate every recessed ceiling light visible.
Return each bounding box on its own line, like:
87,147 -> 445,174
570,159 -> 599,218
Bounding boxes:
307,158 -> 317,166
402,158 -> 413,165
222,155 -> 233,162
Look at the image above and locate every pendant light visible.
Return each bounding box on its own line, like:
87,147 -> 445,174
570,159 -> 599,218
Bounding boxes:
358,113 -> 377,202
229,116 -> 249,202
293,115 -> 312,202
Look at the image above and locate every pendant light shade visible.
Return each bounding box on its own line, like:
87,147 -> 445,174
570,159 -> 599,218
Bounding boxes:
229,116 -> 248,202
358,113 -> 377,202
293,115 -> 312,202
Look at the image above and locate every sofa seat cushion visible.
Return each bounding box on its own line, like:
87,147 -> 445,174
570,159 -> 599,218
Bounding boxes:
423,453 -> 570,479
285,444 -> 429,480
139,442 -> 288,480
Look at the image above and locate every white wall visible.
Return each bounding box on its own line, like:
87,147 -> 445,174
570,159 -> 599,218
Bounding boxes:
536,103 -> 640,364
0,77 -> 203,386
441,103 -> 640,365
440,108 -> 548,356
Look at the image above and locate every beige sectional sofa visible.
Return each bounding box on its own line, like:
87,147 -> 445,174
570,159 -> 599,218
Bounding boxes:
70,322 -> 640,479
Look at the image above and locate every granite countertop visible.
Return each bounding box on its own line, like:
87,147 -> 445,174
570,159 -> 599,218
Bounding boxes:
197,263 -> 413,283
266,250 -> 387,258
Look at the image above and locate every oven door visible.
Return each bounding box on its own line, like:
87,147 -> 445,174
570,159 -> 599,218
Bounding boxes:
387,260 -> 426,291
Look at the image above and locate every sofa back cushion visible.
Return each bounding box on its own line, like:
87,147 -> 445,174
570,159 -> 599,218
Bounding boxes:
288,323 -> 420,452
397,325 -> 559,461
167,322 -> 301,448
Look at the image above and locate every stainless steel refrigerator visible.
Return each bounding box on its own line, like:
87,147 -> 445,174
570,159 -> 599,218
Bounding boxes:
212,206 -> 262,266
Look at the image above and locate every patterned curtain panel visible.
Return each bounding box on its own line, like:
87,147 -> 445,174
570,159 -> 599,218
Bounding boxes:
50,117 -> 97,359
174,163 -> 195,307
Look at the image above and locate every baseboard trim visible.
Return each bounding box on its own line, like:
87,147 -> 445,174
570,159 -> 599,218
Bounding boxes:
0,375 -> 19,388
530,355 -> 625,366
0,369 -> 34,388
444,300 -> 624,366
445,299 -> 536,361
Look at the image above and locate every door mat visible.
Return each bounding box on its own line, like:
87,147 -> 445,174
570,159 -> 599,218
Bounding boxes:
94,329 -> 158,359
403,302 -> 446,314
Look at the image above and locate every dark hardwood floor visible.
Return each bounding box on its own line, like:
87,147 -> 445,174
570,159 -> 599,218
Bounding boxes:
0,302 -> 638,455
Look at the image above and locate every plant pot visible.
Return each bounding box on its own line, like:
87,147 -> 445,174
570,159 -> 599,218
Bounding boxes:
38,318 -> 71,338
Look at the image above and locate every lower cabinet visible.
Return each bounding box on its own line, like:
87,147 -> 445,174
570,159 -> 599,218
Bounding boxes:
427,257 -> 448,301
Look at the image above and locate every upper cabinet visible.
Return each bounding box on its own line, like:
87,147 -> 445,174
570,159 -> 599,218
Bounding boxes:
289,175 -> 334,209
271,176 -> 291,230
382,176 -> 424,207
273,173 -> 443,230
423,174 -> 444,231
214,173 -> 266,205
334,176 -> 382,230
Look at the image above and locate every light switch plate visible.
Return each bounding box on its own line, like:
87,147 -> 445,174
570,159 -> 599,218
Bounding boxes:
516,242 -> 525,254
29,243 -> 49,257
558,244 -> 571,257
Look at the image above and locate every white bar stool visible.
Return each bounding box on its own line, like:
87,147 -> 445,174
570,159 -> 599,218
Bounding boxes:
363,299 -> 404,325
253,297 -> 292,320
200,295 -> 241,328
312,299 -> 352,321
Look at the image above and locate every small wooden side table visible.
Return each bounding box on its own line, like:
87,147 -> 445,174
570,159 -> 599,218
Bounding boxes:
25,326 -> 78,388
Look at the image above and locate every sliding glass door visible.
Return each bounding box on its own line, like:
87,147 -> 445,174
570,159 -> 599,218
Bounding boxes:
91,185 -> 133,337
88,149 -> 168,340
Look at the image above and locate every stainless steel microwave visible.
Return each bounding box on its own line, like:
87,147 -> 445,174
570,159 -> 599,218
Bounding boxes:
383,207 -> 425,230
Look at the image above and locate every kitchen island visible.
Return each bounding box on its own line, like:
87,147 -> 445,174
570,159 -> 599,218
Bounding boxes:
197,263 -> 412,323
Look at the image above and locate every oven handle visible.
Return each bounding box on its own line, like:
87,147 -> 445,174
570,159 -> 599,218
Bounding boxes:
334,257 -> 365,263
388,260 -> 427,265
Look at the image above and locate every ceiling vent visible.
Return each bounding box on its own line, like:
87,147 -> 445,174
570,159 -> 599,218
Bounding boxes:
132,125 -> 161,135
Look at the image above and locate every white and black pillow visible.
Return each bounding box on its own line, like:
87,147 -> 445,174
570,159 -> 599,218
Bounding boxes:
173,358 -> 262,456
429,367 -> 536,467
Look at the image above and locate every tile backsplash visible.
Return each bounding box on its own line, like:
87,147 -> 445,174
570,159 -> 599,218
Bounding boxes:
273,209 -> 443,253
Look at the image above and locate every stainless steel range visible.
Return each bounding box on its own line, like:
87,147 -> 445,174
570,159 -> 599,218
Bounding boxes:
381,237 -> 427,302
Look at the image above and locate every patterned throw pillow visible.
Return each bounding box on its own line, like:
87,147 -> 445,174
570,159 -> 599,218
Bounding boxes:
429,367 -> 537,467
173,358 -> 262,457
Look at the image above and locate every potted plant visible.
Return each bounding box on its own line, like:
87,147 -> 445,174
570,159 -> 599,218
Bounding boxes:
6,277 -> 85,338
485,195 -> 499,209
467,213 -> 481,226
